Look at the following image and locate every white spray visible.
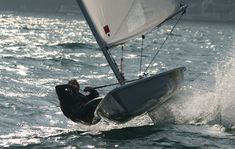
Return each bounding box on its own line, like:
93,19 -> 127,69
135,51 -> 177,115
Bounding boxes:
149,46 -> 235,129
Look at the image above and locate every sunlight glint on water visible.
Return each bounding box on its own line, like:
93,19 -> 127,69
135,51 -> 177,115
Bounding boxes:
0,13 -> 234,148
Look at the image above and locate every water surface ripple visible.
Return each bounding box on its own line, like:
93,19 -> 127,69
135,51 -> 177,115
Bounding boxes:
0,13 -> 234,148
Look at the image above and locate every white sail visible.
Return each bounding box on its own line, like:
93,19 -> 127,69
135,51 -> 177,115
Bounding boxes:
77,0 -> 180,49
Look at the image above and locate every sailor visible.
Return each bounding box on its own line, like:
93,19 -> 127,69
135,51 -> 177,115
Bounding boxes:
55,79 -> 101,125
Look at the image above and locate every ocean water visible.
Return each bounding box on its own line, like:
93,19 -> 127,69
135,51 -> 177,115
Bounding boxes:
0,13 -> 234,148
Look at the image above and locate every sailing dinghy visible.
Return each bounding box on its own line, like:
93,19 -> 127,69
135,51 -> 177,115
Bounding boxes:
60,0 -> 187,124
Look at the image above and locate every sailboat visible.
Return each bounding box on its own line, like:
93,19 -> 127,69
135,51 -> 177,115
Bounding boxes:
60,0 -> 187,124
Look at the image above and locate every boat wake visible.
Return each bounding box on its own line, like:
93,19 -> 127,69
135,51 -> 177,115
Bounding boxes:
149,49 -> 235,130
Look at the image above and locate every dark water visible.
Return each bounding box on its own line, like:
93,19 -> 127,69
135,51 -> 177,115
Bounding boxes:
0,13 -> 235,148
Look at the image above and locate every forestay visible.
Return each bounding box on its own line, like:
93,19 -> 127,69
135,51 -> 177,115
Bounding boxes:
77,0 -> 180,49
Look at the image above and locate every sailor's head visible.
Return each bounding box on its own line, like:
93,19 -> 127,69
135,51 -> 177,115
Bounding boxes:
68,79 -> 80,91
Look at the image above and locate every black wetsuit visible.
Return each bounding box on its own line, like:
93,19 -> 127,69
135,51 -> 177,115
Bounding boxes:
55,84 -> 100,125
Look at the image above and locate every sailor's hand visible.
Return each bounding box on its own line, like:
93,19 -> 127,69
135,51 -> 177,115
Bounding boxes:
84,87 -> 93,92
65,88 -> 73,95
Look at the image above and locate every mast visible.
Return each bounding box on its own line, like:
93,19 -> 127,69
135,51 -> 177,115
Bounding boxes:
77,0 -> 125,84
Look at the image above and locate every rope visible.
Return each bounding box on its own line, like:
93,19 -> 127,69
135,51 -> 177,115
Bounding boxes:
139,35 -> 145,75
143,13 -> 184,74
120,45 -> 124,73
92,78 -> 139,90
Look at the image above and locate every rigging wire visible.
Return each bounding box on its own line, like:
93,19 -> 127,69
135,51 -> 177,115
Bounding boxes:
143,13 -> 185,75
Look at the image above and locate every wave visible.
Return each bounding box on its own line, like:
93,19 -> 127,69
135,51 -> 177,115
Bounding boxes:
56,42 -> 95,50
148,49 -> 235,130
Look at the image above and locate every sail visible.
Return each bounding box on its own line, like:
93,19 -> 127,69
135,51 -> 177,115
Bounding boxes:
77,0 -> 180,49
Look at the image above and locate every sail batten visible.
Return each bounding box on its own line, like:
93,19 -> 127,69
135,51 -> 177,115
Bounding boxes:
77,0 -> 180,49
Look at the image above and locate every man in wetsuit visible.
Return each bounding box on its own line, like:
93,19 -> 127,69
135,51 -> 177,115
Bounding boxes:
55,79 -> 101,125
